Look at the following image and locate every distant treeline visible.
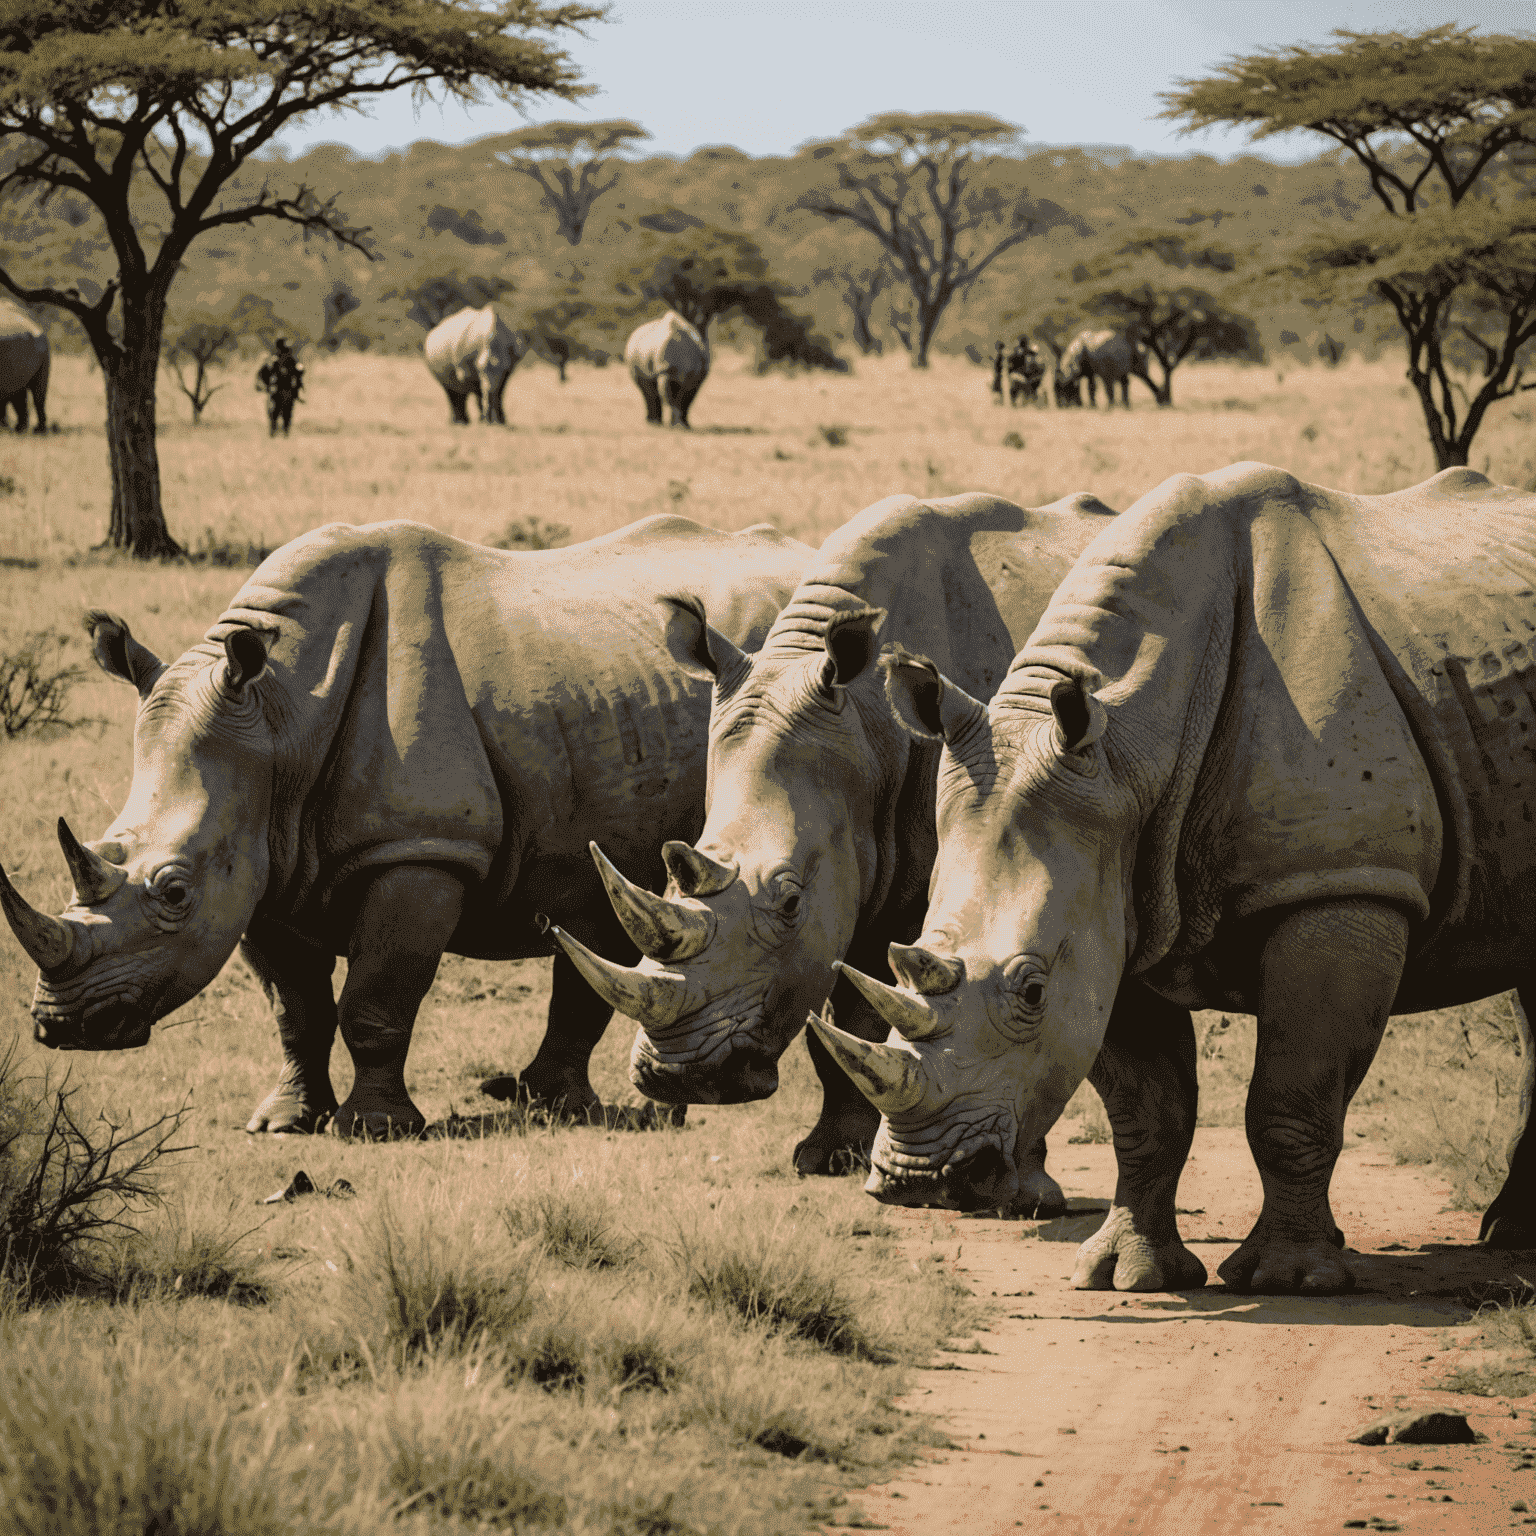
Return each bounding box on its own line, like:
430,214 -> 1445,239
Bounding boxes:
14,137 -> 1386,367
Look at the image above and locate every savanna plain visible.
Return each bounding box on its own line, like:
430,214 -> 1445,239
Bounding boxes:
2,349 -> 1535,1535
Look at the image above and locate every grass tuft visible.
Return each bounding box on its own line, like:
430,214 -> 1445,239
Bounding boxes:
502,1186 -> 637,1270
679,1224 -> 887,1361
491,513 -> 571,550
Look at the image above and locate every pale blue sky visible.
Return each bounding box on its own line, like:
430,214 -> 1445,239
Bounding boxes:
273,1 -> 1536,164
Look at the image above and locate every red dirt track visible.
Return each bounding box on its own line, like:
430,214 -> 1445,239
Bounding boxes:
841,1128 -> 1536,1535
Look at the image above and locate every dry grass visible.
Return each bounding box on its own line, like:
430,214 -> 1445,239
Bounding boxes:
2,345 -> 1533,1530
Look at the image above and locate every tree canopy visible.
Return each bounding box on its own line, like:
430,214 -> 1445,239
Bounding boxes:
796,112 -> 1085,367
0,0 -> 602,555
484,118 -> 649,244
1164,24 -> 1536,466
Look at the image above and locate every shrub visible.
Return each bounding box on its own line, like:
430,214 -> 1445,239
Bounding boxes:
0,631 -> 96,738
185,526 -> 274,567
491,514 -> 572,550
1002,430 -> 1025,449
0,1047 -> 192,1302
817,423 -> 849,447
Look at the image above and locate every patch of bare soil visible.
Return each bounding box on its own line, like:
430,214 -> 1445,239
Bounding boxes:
839,1128 -> 1536,1535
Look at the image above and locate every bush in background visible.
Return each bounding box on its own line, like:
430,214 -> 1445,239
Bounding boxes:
0,631 -> 96,738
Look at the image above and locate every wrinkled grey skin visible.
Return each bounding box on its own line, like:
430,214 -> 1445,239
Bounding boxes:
424,306 -> 524,425
0,303 -> 49,433
817,463 -> 1536,1295
2,516 -> 810,1139
625,311 -> 709,428
1055,330 -> 1144,409
557,490 -> 1118,1202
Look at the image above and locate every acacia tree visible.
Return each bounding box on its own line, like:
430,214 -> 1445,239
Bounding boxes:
1164,24 -> 1536,468
485,119 -> 649,244
813,261 -> 892,355
0,1 -> 600,557
795,113 -> 1085,367
162,312 -> 239,425
1070,233 -> 1263,404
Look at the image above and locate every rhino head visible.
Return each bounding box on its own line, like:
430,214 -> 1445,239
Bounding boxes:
2,612 -> 275,1050
551,599 -> 901,1105
811,654 -> 1133,1212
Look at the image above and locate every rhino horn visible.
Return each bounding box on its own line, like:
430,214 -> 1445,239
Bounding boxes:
548,924 -> 690,1029
835,959 -> 944,1041
888,943 -> 962,998
57,818 -> 126,906
589,842 -> 714,961
808,1011 -> 924,1114
661,840 -> 738,898
0,861 -> 73,971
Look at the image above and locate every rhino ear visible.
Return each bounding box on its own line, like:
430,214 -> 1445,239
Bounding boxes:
222,628 -> 270,693
881,645 -> 985,743
1049,675 -> 1108,754
821,607 -> 886,690
83,609 -> 166,699
659,595 -> 749,687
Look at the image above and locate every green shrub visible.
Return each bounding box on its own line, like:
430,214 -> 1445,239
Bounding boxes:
817,423 -> 849,446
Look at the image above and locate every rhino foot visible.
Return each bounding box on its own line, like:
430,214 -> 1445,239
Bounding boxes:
501,1069 -> 603,1124
1217,1223 -> 1355,1294
244,1081 -> 337,1135
1480,1196 -> 1536,1249
329,1094 -> 427,1141
792,1129 -> 872,1178
1070,1206 -> 1207,1291
1011,1162 -> 1068,1220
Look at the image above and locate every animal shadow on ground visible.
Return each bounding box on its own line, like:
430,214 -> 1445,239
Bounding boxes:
695,424 -> 767,434
1069,1244 -> 1536,1328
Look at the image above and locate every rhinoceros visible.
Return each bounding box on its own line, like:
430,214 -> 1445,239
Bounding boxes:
0,302 -> 49,433
424,306 -> 523,425
814,462 -> 1536,1294
0,516 -> 811,1138
1056,330 -> 1144,410
547,490 -> 1117,1198
625,311 -> 709,429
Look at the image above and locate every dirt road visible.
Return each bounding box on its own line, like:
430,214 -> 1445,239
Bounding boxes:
845,1128 -> 1536,1536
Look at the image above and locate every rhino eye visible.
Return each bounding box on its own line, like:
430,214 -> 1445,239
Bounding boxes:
781,892 -> 801,919
1021,980 -> 1044,1009
151,872 -> 191,909
1003,955 -> 1050,1027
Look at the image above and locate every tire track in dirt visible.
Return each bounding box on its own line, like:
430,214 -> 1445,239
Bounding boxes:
840,1128 -> 1536,1536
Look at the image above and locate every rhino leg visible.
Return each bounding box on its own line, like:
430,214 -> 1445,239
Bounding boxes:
633,371 -> 663,425
795,1018 -> 880,1177
1480,981 -> 1536,1247
668,377 -> 701,429
1072,987 -> 1205,1291
241,914 -> 339,1135
1218,899 -> 1409,1295
444,388 -> 471,425
512,949 -> 615,1121
330,864 -> 466,1140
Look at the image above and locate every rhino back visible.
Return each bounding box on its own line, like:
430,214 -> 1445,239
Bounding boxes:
761,491 -> 1113,699
213,517 -> 808,934
1305,467 -> 1536,956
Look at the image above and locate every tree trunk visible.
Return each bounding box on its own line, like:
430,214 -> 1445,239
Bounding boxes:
912,301 -> 940,368
101,302 -> 181,559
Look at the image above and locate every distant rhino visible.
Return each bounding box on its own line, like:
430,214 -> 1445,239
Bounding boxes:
625,311 -> 709,428
424,306 -> 523,425
0,303 -> 49,433
1056,329 -> 1145,409
0,516 -> 811,1139
552,490 -> 1118,1197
